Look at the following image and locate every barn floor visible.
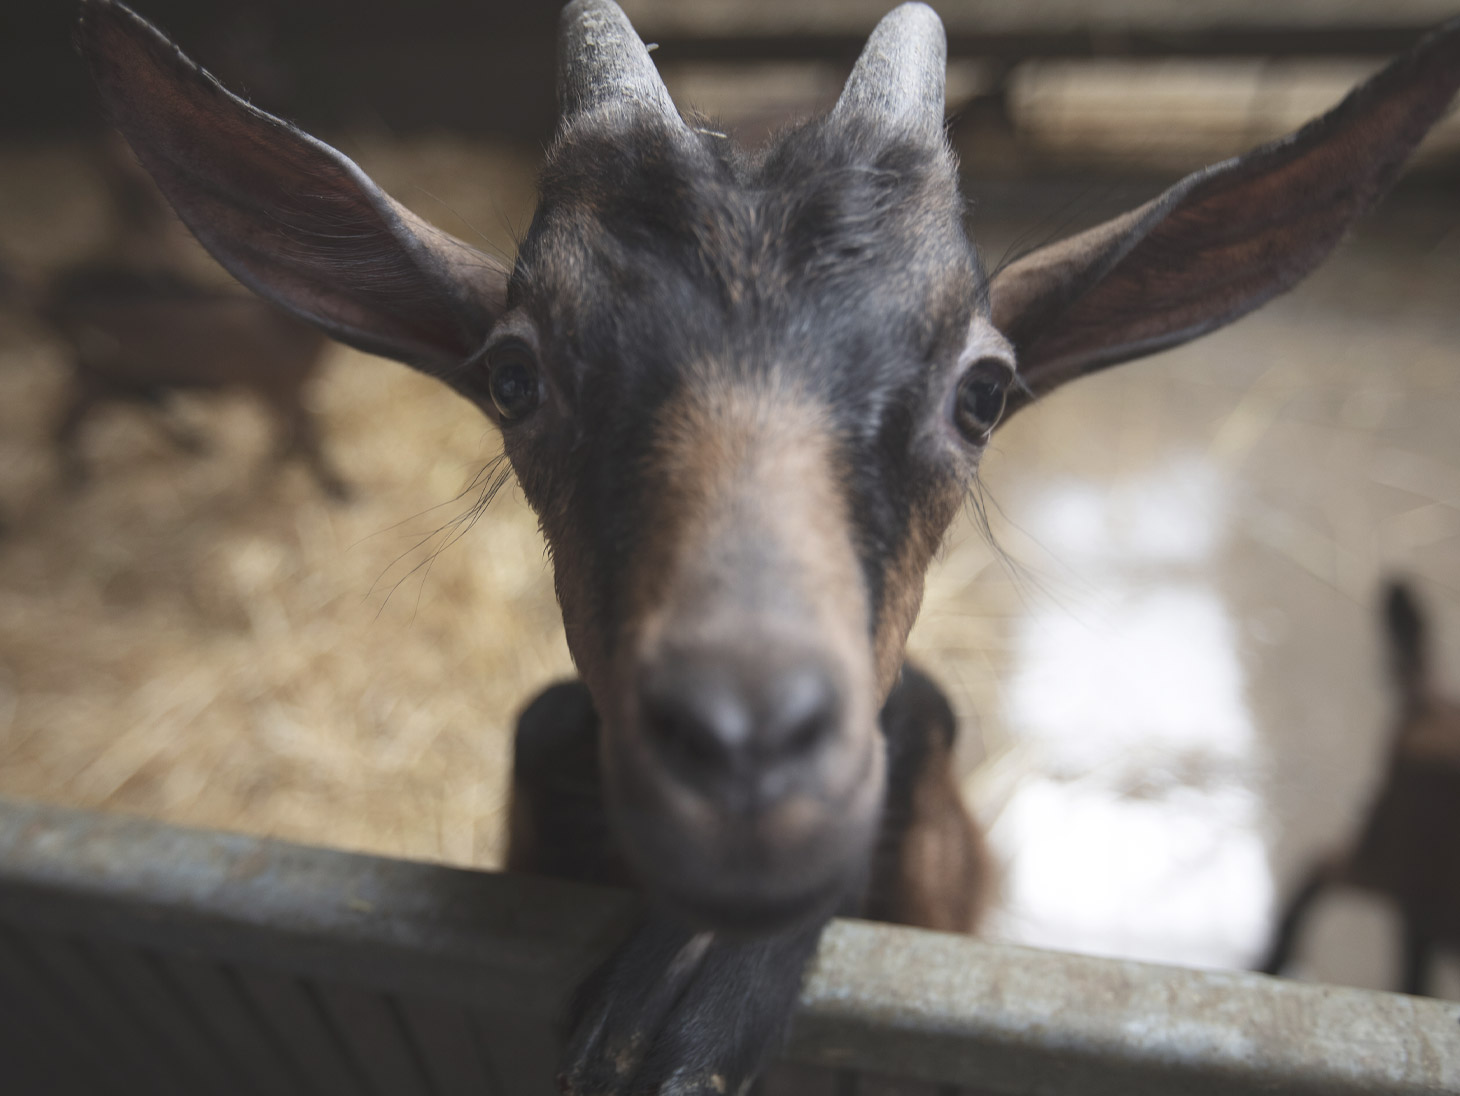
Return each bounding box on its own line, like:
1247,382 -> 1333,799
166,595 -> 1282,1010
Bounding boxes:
1,133 -> 1457,999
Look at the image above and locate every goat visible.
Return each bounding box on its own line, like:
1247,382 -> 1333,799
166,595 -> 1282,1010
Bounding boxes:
1260,580 -> 1460,997
5,139 -> 348,499
37,266 -> 346,498
78,0 -> 1460,1090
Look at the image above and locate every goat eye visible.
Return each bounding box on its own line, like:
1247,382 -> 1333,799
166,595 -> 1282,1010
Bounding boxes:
953,360 -> 1010,441
487,345 -> 542,422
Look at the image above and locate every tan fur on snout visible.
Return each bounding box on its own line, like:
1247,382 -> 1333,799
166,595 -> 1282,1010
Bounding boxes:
613,365 -> 883,861
628,367 -> 869,679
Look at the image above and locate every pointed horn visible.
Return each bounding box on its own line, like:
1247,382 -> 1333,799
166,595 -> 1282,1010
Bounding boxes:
559,0 -> 683,129
831,2 -> 947,142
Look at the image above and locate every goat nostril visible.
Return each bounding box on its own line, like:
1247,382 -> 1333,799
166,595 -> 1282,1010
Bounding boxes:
643,695 -> 736,776
640,665 -> 750,783
783,708 -> 833,759
771,665 -> 839,761
638,653 -> 842,793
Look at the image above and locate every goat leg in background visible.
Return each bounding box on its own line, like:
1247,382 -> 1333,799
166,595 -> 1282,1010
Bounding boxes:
1256,857 -> 1340,978
261,384 -> 352,502
142,394 -> 210,455
52,378 -> 103,489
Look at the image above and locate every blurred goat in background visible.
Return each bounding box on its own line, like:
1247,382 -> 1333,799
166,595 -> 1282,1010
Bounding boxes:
1261,580 -> 1460,997
3,138 -> 347,500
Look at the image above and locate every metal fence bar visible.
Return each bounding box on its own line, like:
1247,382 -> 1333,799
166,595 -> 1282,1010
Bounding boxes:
797,921 -> 1460,1096
0,795 -> 639,1014
1,796 -> 1456,1095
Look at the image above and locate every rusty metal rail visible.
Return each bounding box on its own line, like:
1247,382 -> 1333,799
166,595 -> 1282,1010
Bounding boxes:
0,795 -> 1456,1095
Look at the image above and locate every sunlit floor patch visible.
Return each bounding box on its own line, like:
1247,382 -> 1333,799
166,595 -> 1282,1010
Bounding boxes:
981,459 -> 1274,969
988,774 -> 1271,968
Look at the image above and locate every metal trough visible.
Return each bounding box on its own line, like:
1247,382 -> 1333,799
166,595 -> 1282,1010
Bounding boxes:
0,795 -> 1455,1095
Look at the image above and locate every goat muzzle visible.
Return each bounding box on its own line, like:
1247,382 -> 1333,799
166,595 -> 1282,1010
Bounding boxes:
605,635 -> 885,932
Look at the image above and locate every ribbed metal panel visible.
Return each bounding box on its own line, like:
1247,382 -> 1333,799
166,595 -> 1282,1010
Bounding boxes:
1,797 -> 1455,1096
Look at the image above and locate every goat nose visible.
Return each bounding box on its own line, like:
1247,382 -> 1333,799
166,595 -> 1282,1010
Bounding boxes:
639,650 -> 841,799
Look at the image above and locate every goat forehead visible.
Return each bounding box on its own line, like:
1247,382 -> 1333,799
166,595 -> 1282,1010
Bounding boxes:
516,121 -> 981,392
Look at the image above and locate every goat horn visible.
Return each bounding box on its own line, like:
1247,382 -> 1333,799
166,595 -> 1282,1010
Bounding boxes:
832,2 -> 947,142
559,0 -> 684,131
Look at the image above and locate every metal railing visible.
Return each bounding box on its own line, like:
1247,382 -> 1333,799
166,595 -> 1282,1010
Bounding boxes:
0,796 -> 1455,1095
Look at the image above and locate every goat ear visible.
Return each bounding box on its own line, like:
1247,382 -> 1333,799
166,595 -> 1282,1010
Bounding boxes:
990,18 -> 1460,416
76,0 -> 507,393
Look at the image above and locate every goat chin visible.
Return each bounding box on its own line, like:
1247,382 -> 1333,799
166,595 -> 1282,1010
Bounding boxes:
652,868 -> 855,937
605,727 -> 885,934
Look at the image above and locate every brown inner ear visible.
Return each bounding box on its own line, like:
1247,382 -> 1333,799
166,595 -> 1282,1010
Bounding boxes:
78,0 -> 506,381
989,17 -> 1460,413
